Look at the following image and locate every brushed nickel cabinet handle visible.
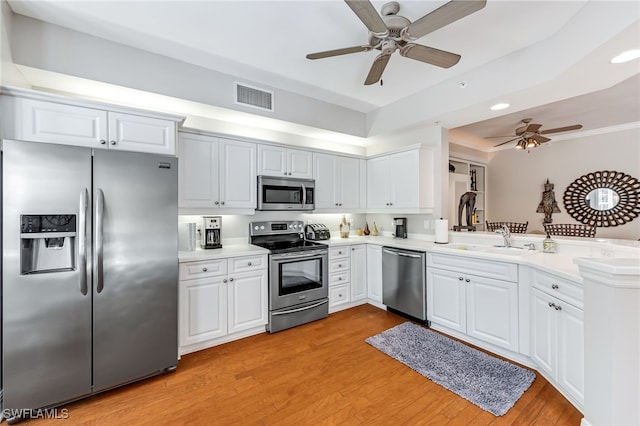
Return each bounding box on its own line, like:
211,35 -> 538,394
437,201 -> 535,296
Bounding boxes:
552,284 -> 559,290
110,140 -> 116,146
202,267 -> 208,272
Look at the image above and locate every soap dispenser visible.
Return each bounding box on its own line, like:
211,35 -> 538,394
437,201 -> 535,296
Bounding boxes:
542,234 -> 556,253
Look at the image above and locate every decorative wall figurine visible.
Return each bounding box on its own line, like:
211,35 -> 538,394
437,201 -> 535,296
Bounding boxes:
453,191 -> 476,231
536,179 -> 561,223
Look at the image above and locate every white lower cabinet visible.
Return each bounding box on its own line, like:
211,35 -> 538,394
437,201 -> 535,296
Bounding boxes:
179,254 -> 267,354
427,253 -> 519,352
530,274 -> 584,409
328,244 -> 367,312
366,245 -> 382,303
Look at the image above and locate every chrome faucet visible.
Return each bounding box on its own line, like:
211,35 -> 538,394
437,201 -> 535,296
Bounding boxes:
495,224 -> 512,247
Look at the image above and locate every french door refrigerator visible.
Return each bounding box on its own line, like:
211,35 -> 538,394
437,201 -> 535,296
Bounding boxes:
1,139 -> 178,417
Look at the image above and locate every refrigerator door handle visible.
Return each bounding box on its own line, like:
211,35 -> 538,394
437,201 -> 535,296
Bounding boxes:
95,188 -> 105,293
78,188 -> 89,295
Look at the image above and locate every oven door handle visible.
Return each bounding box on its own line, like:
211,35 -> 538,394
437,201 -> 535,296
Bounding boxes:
271,250 -> 327,261
272,299 -> 328,316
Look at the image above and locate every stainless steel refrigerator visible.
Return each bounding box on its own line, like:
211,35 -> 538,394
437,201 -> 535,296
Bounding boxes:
1,139 -> 178,416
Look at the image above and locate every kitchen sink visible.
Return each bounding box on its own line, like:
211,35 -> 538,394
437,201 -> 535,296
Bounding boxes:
438,243 -> 537,257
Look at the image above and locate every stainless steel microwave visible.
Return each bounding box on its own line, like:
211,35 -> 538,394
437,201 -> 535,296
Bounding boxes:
257,176 -> 315,211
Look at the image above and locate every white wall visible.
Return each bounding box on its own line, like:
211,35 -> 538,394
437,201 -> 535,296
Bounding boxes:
0,1 -> 28,87
487,127 -> 640,239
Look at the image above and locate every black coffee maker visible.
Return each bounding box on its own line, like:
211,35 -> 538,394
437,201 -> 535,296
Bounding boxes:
202,216 -> 222,249
393,217 -> 407,239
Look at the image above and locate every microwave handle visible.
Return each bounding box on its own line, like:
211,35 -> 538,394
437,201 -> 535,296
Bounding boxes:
301,183 -> 306,207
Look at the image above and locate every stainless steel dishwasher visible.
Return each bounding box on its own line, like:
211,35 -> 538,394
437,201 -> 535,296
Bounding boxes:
382,246 -> 427,322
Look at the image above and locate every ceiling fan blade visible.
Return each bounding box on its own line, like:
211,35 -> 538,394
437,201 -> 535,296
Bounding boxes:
403,0 -> 487,40
540,124 -> 583,134
364,53 -> 391,85
525,123 -> 542,133
399,44 -> 461,68
493,136 -> 521,147
306,45 -> 372,60
344,0 -> 389,37
485,135 -> 519,139
533,135 -> 551,143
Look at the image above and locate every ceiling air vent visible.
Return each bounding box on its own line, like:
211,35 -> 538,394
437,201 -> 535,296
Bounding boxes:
235,83 -> 274,112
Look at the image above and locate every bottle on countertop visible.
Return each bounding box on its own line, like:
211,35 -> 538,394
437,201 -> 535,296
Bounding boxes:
542,234 -> 556,253
363,222 -> 371,236
371,222 -> 379,236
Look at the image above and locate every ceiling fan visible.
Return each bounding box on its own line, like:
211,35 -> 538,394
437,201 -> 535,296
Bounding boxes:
306,0 -> 487,85
490,119 -> 583,150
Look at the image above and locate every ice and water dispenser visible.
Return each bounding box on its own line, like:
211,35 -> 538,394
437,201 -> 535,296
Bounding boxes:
20,214 -> 77,275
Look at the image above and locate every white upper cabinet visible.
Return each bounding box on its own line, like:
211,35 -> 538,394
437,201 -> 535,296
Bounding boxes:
313,153 -> 364,210
1,90 -> 182,155
257,145 -> 312,179
366,147 -> 434,213
178,132 -> 256,212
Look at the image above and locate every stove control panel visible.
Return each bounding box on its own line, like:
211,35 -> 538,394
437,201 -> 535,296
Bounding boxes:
249,220 -> 304,236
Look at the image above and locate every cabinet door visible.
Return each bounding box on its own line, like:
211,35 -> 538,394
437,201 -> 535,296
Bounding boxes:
366,245 -> 382,302
108,112 -> 176,155
389,150 -> 419,209
339,156 -> 361,209
178,133 -> 219,208
367,156 -> 390,209
15,98 -> 108,148
313,153 -> 338,209
257,145 -> 287,177
350,245 -> 367,302
427,268 -> 466,333
227,270 -> 268,334
219,138 -> 257,209
288,148 -> 313,179
530,288 -> 557,379
466,275 -> 519,351
179,276 -> 227,347
558,301 -> 584,405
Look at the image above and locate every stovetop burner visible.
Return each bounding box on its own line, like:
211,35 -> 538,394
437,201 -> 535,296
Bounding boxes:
252,239 -> 326,254
249,220 -> 328,254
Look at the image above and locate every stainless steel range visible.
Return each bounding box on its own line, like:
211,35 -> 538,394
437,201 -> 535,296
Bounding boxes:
249,221 -> 328,333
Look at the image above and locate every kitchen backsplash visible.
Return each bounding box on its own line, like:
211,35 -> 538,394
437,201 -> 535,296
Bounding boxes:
179,212 -> 438,245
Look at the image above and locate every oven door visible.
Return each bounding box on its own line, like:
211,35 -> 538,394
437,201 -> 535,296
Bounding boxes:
269,250 -> 328,310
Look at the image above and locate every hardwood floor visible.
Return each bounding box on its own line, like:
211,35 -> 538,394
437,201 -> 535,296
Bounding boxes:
24,305 -> 582,425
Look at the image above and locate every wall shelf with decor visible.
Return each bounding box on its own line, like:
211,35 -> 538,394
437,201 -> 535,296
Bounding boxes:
449,158 -> 487,231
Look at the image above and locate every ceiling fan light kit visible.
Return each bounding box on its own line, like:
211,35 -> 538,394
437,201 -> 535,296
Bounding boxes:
490,118 -> 583,151
306,0 -> 487,86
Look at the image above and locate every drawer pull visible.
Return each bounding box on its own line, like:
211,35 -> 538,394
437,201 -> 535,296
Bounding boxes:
548,302 -> 562,310
248,262 -> 252,266
465,278 -> 470,283
551,284 -> 559,290
338,264 -> 342,268
339,293 -> 343,298
338,277 -> 342,281
223,278 -> 227,283
548,302 -> 554,308
458,277 -> 464,281
229,277 -> 234,282
202,267 -> 208,272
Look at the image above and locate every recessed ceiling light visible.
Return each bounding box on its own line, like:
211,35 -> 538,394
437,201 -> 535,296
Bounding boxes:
611,49 -> 640,64
490,103 -> 510,111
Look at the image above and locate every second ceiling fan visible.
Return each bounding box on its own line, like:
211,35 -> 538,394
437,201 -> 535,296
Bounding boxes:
306,0 -> 487,85
490,118 -> 583,150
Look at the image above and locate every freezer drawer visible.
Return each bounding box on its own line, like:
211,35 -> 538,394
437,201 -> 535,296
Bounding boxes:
382,247 -> 427,321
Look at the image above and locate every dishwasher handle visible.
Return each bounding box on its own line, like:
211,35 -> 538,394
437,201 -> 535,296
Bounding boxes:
382,248 -> 423,259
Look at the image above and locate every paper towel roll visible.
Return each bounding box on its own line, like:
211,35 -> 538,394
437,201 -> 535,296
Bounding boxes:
434,219 -> 449,244
178,223 -> 197,251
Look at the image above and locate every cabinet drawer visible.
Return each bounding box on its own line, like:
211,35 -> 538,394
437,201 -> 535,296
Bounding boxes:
329,258 -> 350,273
329,271 -> 350,286
229,254 -> 267,274
329,246 -> 350,259
427,253 -> 518,283
180,259 -> 227,280
533,269 -> 583,308
329,284 -> 350,307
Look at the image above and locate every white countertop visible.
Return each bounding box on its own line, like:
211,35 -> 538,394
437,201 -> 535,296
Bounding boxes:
179,234 -> 639,284
179,244 -> 268,262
